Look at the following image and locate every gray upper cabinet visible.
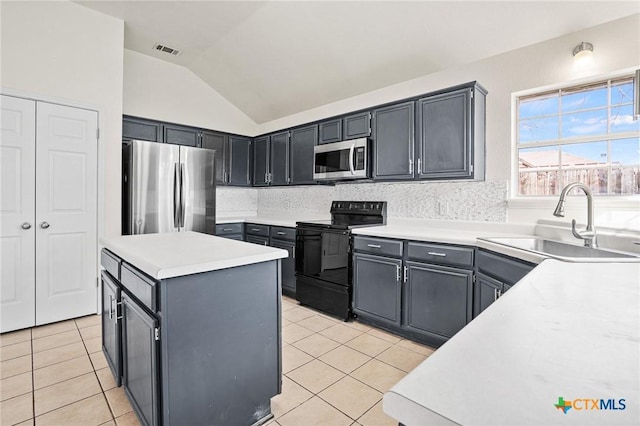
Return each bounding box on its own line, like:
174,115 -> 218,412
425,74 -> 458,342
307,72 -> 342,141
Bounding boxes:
123,116 -> 162,142
319,119 -> 342,144
270,131 -> 290,185
290,125 -> 318,185
343,112 -> 371,139
416,85 -> 486,180
163,123 -> 201,147
372,101 -> 415,180
201,130 -> 228,184
229,136 -> 252,186
253,136 -> 270,186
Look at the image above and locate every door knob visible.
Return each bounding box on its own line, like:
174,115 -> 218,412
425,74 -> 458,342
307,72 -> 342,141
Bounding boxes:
21,222 -> 32,230
40,222 -> 50,229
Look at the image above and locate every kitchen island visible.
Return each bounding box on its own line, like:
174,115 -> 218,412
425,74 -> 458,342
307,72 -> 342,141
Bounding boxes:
383,259 -> 640,425
100,232 -> 288,426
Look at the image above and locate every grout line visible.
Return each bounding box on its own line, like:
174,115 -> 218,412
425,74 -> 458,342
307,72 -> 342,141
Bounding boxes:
30,328 -> 35,423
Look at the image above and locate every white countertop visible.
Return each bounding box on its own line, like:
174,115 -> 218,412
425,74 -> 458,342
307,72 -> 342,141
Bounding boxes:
383,260 -> 640,425
101,231 -> 288,279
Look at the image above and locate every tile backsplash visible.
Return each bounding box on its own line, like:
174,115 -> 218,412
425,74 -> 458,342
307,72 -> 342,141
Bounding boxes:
218,180 -> 509,222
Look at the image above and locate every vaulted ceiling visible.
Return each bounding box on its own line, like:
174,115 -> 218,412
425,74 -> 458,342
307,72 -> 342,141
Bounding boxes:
77,1 -> 640,124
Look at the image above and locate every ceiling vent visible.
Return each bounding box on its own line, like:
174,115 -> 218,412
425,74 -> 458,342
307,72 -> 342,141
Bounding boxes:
153,43 -> 181,56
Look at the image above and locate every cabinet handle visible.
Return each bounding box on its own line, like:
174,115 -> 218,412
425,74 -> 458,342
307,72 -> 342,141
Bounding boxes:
403,265 -> 408,283
277,231 -> 286,235
40,221 -> 50,229
108,295 -> 113,319
367,244 -> 381,249
223,228 -> 233,232
409,159 -> 414,174
494,288 -> 502,301
21,222 -> 31,230
427,251 -> 447,257
251,228 -> 261,232
396,264 -> 401,282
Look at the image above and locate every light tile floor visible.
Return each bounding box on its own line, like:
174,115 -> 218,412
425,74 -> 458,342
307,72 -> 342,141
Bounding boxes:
0,296 -> 436,426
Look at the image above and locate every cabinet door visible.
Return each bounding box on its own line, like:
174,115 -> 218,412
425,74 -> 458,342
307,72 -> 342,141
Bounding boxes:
270,239 -> 296,296
353,253 -> 402,327
163,124 -> 200,147
290,125 -> 318,185
122,116 -> 162,142
416,88 -> 471,179
201,130 -> 228,185
372,102 -> 415,180
319,119 -> 342,144
246,235 -> 269,246
101,272 -> 121,386
229,136 -> 252,186
270,131 -> 290,185
404,262 -> 472,339
122,293 -> 159,426
473,272 -> 504,318
252,136 -> 270,186
343,112 -> 371,139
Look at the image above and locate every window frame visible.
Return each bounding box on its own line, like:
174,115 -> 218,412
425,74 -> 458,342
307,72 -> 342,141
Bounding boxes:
511,68 -> 640,201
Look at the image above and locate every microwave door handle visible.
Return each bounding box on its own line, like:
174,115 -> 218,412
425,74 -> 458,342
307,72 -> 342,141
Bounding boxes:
349,143 -> 356,175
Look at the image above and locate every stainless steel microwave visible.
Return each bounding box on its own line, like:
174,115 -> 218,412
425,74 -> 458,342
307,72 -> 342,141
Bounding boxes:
313,138 -> 368,180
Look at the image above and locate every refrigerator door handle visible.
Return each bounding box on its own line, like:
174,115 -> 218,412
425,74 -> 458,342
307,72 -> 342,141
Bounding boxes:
180,163 -> 186,228
173,162 -> 180,228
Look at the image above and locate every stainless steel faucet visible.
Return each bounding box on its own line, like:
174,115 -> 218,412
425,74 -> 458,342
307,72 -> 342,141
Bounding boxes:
553,182 -> 597,248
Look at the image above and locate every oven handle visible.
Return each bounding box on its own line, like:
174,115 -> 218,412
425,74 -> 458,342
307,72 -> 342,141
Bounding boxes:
349,143 -> 356,175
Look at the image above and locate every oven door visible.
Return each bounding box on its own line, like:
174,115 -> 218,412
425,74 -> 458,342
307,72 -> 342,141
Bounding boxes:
313,138 -> 368,180
295,225 -> 350,287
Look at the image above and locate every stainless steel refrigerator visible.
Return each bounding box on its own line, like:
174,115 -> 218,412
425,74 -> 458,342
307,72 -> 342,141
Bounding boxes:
122,140 -> 216,235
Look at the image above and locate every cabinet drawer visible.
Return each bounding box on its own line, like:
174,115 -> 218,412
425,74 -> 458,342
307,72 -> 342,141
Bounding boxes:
477,249 -> 534,286
270,226 -> 295,241
121,263 -> 158,312
353,237 -> 403,257
407,242 -> 474,268
101,249 -> 121,280
216,223 -> 243,235
246,223 -> 270,237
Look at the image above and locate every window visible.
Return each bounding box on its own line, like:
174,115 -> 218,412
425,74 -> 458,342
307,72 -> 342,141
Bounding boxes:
516,76 -> 639,196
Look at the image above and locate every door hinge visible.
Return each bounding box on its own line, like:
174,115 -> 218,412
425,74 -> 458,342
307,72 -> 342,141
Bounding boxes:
470,90 -> 474,99
472,274 -> 476,283
96,128 -> 100,140
470,165 -> 474,173
154,327 -> 160,341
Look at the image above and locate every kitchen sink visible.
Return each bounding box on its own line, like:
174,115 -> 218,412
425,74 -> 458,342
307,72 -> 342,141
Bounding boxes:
480,237 -> 638,260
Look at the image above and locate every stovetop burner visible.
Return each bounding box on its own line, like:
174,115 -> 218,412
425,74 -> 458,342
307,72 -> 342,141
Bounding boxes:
297,201 -> 387,230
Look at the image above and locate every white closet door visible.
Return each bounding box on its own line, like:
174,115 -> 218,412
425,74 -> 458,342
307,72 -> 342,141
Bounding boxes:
35,102 -> 98,325
0,95 -> 36,332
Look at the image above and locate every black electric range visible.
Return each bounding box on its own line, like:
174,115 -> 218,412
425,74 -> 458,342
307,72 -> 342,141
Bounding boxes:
295,201 -> 387,320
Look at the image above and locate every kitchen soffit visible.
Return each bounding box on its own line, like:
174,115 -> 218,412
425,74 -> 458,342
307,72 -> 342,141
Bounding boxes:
76,1 -> 639,124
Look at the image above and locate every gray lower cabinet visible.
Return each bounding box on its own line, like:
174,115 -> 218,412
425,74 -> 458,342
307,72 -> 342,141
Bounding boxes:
372,101 -> 415,180
289,125 -> 317,185
353,253 -> 402,327
101,271 -> 121,387
270,238 -> 296,296
253,136 -> 270,186
215,223 -> 244,241
404,261 -> 473,345
100,249 -> 281,425
246,224 -> 270,246
121,292 -> 160,426
247,235 -> 269,245
473,248 -> 535,318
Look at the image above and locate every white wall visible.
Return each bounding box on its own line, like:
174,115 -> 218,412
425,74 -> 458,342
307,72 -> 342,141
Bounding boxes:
254,14 -> 640,228
0,0 -> 125,238
123,50 -> 258,136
